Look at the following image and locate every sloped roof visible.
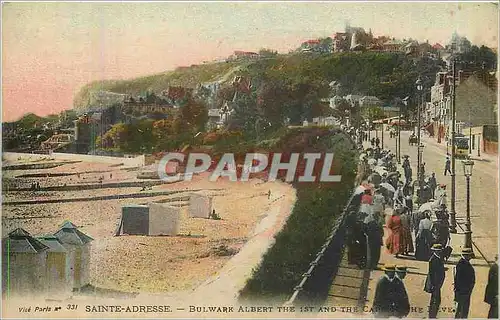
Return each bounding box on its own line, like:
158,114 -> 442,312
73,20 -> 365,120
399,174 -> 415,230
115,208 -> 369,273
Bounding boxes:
304,39 -> 320,45
8,228 -> 31,237
37,235 -> 67,253
3,228 -> 49,253
405,41 -> 418,48
54,221 -> 93,246
368,43 -> 384,49
384,39 -> 404,46
59,221 -> 78,229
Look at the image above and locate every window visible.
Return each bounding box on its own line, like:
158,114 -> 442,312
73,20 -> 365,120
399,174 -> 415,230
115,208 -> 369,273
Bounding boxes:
455,138 -> 469,149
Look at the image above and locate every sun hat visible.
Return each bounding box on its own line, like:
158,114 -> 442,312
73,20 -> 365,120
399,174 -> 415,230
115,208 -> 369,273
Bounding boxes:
383,264 -> 396,271
395,266 -> 407,273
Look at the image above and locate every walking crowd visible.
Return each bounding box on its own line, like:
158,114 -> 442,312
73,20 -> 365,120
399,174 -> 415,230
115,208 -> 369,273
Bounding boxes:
347,138 -> 498,319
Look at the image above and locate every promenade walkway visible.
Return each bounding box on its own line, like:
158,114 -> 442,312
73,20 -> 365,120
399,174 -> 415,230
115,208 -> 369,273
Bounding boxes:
326,136 -> 495,318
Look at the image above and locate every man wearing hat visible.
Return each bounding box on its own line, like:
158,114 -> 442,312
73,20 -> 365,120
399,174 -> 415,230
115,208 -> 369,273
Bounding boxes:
424,244 -> 446,319
372,264 -> 399,318
394,266 -> 411,318
364,213 -> 383,270
484,255 -> 498,318
444,156 -> 451,176
428,172 -> 437,199
453,248 -> 476,318
402,155 -> 410,170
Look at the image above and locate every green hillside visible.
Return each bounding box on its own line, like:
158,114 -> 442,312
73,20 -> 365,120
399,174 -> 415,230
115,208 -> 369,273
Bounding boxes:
73,51 -> 451,123
73,61 -> 242,112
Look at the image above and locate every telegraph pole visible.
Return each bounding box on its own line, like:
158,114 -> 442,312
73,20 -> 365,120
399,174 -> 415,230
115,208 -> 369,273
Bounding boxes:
449,57 -> 458,233
381,123 -> 384,148
416,78 -> 423,183
399,97 -> 408,164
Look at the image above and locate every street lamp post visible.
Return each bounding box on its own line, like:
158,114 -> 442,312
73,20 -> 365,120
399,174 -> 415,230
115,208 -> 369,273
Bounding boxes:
449,58 -> 458,233
398,97 -> 408,164
397,107 -> 401,163
462,159 -> 475,258
381,123 -> 384,148
416,78 -> 423,183
395,125 -> 399,161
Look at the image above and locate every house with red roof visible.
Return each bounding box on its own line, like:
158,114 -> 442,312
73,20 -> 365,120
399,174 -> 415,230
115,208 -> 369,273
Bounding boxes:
300,39 -> 329,53
432,43 -> 444,51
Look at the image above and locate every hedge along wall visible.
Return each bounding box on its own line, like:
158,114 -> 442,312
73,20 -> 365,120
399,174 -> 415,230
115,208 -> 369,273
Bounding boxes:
238,128 -> 358,303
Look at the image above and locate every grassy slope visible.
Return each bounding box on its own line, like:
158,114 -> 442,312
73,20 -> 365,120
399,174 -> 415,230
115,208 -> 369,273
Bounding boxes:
73,61 -> 242,112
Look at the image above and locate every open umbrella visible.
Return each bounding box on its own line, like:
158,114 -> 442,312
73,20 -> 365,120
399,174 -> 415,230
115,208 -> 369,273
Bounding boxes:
354,185 -> 366,195
379,182 -> 396,194
418,200 -> 436,213
374,166 -> 388,176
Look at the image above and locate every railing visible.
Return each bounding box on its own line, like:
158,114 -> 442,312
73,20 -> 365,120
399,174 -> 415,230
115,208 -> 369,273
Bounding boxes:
284,189 -> 362,306
283,130 -> 364,306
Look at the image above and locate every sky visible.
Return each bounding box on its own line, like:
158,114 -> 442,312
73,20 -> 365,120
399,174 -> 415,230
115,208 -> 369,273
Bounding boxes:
2,1 -> 499,122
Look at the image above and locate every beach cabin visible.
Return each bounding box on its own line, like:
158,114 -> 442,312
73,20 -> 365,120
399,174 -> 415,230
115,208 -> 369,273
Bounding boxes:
37,235 -> 71,297
2,228 -> 49,297
116,204 -> 180,236
53,221 -> 93,290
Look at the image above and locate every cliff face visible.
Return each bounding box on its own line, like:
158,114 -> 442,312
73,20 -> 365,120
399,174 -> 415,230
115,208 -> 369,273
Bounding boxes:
73,62 -> 242,113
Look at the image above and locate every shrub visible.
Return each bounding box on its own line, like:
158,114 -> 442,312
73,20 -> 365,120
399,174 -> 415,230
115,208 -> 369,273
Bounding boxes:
238,129 -> 357,302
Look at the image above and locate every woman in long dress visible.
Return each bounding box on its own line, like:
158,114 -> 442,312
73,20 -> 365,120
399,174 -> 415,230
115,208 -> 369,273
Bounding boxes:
386,210 -> 403,257
364,213 -> 384,270
399,212 -> 414,255
415,212 -> 433,261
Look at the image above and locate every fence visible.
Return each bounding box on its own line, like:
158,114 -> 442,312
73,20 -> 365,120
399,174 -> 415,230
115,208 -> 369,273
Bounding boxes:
284,132 -> 364,306
284,187 -> 362,306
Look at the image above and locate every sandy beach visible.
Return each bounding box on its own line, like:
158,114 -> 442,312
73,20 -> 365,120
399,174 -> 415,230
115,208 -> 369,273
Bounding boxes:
2,157 -> 296,297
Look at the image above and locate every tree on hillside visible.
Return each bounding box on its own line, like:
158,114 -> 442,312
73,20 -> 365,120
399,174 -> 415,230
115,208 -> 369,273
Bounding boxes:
331,97 -> 351,119
228,91 -> 260,134
286,79 -> 330,123
318,37 -> 333,54
256,81 -> 289,127
99,123 -> 129,150
16,113 -> 43,129
363,106 -> 385,121
457,45 -> 497,71
215,86 -> 236,107
175,97 -> 208,134
258,48 -> 278,57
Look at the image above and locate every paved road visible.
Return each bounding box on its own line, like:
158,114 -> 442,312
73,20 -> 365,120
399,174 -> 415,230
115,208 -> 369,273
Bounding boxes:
375,129 -> 498,263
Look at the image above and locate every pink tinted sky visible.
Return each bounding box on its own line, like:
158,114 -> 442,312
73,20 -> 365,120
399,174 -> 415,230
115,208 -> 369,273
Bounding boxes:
2,2 -> 498,122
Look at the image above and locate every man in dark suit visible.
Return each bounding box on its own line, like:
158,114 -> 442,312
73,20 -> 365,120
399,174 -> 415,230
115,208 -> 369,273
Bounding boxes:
394,266 -> 411,318
485,255 -> 498,318
454,248 -> 476,318
424,244 -> 446,319
372,264 -> 398,318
